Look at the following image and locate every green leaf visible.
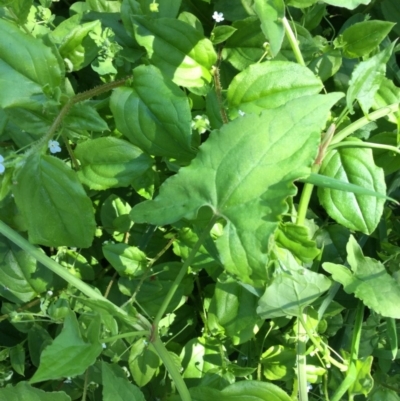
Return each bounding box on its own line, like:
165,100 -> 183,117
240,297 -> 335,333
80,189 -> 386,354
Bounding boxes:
100,194 -> 132,235
103,243 -> 147,278
381,0 -> 400,36
275,223 -> 320,263
7,0 -> 33,24
58,20 -> 101,71
227,61 -> 323,118
254,0 -> 285,57
102,362 -> 146,401
0,18 -> 64,109
211,26 -> 237,45
261,345 -> 296,381
30,311 -> 102,383
317,141 -> 386,234
132,16 -> 217,88
10,343 -> 25,376
349,357 -> 374,396
0,382 -> 71,401
222,17 -> 265,71
336,21 -> 395,58
257,251 -> 331,319
111,65 -> 195,160
369,132 -> 400,175
12,153 -> 96,248
64,102 -> 109,133
373,77 -> 400,125
75,137 -> 152,190
347,43 -> 394,114
208,275 -> 263,345
130,93 -> 342,285
323,236 -> 400,319
221,380 -> 293,401
324,0 -> 371,9
286,0 -> 319,7
128,339 -> 161,387
309,49 -> 342,82
386,317 -> 398,360
0,234 -> 54,303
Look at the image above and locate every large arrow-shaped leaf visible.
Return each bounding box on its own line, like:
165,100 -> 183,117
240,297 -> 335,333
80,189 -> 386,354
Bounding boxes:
130,93 -> 343,285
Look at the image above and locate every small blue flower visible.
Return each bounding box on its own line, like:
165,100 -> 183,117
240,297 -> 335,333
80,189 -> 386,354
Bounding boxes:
0,155 -> 5,174
48,140 -> 61,154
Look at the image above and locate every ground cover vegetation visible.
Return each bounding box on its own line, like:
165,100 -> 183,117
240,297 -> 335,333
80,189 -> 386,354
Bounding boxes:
1,0 -> 400,400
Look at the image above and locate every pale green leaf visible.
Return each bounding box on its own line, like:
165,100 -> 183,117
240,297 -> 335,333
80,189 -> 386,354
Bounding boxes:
373,77 -> 400,124
102,362 -> 146,401
132,16 -> 217,87
323,236 -> 400,319
0,382 -> 71,401
318,141 -> 386,234
12,153 -> 96,248
30,311 -> 102,383
254,0 -> 285,57
323,0 -> 370,9
227,61 -> 323,118
130,94 -> 343,285
211,26 -> 237,45
221,381 -> 293,401
75,137 -> 153,190
111,65 -> 195,160
347,43 -> 394,114
257,253 -> 331,319
286,0 -> 319,8
0,18 -> 64,109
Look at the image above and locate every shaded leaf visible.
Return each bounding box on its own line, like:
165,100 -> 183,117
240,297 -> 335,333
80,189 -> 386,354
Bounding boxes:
323,236 -> 400,319
13,153 -> 96,248
373,77 -> 400,125
130,94 -> 342,285
0,382 -> 71,401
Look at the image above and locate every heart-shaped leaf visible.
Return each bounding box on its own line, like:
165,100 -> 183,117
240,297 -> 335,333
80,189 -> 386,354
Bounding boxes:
130,93 -> 343,285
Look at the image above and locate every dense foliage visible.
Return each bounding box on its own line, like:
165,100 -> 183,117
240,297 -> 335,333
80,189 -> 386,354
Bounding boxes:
1,0 -> 400,400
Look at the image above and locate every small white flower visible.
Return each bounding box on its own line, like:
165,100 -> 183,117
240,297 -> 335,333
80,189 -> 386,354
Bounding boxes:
212,11 -> 224,23
64,377 -> 72,384
102,343 -> 107,349
0,155 -> 5,174
48,140 -> 61,154
307,383 -> 313,392
238,110 -> 245,116
47,290 -> 53,296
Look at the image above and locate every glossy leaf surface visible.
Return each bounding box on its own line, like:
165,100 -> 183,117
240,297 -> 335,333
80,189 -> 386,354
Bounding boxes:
130,93 -> 342,284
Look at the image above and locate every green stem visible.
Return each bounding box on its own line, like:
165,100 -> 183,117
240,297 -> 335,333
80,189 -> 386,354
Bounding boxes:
281,17 -> 305,66
297,315 -> 309,401
350,301 -> 364,362
0,220 -> 147,333
102,331 -> 149,343
153,216 -> 218,327
330,141 -> 400,154
152,335 -> 192,401
331,103 -> 400,145
296,164 -> 321,225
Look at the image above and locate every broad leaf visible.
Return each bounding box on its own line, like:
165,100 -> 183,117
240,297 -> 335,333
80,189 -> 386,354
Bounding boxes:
102,362 -> 146,401
130,93 -> 343,285
257,251 -> 331,319
129,339 -> 161,387
0,382 -> 71,401
110,65 -> 195,160
132,16 -> 217,88
103,243 -> 147,278
373,77 -> 400,125
254,0 -> 285,57
370,133 -> 400,175
227,61 -> 323,118
0,234 -> 54,303
75,137 -> 153,190
335,21 -> 395,58
221,381 -> 293,401
347,43 -> 394,114
0,18 -> 64,109
381,0 -> 400,36
318,141 -> 386,234
309,49 -> 342,82
211,26 -> 237,45
30,311 -> 102,383
323,236 -> 400,319
222,17 -> 265,71
13,153 -> 96,247
208,275 -> 263,345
